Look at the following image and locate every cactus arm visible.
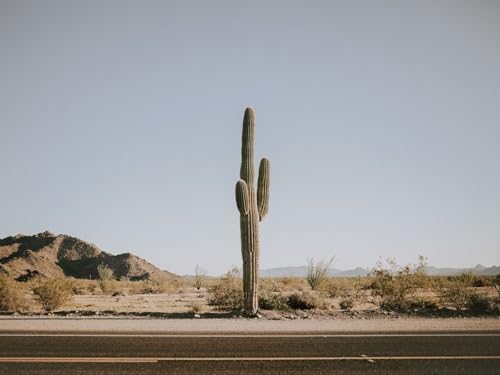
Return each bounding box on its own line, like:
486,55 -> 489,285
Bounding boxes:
235,179 -> 250,215
257,158 -> 270,221
240,107 -> 255,185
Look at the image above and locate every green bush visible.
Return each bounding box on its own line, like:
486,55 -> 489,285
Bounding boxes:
33,278 -> 74,312
207,268 -> 243,311
0,275 -> 27,312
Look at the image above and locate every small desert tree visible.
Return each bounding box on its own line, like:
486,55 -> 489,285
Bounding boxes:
194,264 -> 206,290
33,278 -> 74,312
306,257 -> 334,290
97,264 -> 114,293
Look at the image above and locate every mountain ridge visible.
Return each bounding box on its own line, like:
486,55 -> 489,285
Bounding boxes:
260,264 -> 500,277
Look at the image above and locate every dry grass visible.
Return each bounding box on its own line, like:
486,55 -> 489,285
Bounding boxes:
0,275 -> 28,312
0,260 -> 498,316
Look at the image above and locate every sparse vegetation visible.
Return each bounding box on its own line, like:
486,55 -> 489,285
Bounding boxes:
339,297 -> 354,310
259,290 -> 288,311
491,275 -> 500,303
141,273 -> 173,294
321,279 -> 338,298
194,265 -> 206,290
188,301 -> 204,313
97,264 -> 114,293
33,278 -> 74,312
306,257 -> 334,290
207,267 -> 243,311
436,272 -> 492,313
370,256 -> 429,312
0,275 -> 27,312
287,292 -> 320,310
467,292 -> 491,312
0,257 -> 497,317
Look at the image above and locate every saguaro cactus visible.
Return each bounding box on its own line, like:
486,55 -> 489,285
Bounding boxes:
235,107 -> 270,314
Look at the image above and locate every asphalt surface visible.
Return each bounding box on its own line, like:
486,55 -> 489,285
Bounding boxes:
0,331 -> 499,374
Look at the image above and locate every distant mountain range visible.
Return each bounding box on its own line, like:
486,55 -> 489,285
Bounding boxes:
260,264 -> 500,277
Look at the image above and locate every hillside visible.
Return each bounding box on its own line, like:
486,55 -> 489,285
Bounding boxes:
0,231 -> 174,281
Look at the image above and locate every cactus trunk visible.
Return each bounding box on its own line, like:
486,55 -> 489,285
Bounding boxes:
235,107 -> 270,315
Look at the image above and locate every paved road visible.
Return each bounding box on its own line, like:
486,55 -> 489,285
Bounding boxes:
0,331 -> 499,374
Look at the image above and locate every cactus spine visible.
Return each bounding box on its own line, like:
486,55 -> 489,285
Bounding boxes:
235,107 -> 270,314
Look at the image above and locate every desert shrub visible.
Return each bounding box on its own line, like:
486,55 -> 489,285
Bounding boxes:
437,281 -> 470,311
122,280 -> 146,294
306,257 -> 334,290
194,265 -> 206,290
339,297 -> 354,310
70,278 -> 99,295
471,276 -> 489,288
141,279 -> 160,294
207,267 -> 243,311
320,279 -> 338,297
467,293 -> 491,313
370,256 -> 430,312
456,271 -> 476,286
259,291 -> 288,311
141,273 -> 173,294
258,279 -> 288,310
287,292 -> 320,310
490,275 -> 500,303
97,264 -> 114,293
436,272 -> 481,312
407,297 -> 438,311
33,278 -> 74,312
0,275 -> 27,312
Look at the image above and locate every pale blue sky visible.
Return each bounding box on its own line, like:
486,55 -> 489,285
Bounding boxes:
1,1 -> 499,275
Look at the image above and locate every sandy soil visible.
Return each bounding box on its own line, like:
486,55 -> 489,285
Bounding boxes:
69,290 -> 209,313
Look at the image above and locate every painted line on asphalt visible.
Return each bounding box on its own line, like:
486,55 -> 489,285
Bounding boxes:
0,356 -> 500,363
1,333 -> 499,338
0,357 -> 156,363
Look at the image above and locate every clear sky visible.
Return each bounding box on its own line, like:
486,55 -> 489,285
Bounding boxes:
1,1 -> 499,275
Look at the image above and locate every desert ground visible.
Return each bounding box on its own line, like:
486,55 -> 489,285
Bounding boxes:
2,273 -> 499,319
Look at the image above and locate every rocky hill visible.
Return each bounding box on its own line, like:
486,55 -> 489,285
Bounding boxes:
0,231 -> 173,281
